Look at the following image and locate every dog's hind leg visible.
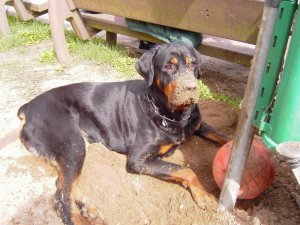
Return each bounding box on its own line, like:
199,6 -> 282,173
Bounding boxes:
54,137 -> 106,225
54,152 -> 84,225
19,119 -> 105,225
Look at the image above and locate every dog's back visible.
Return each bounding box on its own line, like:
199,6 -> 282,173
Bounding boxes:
18,80 -> 147,158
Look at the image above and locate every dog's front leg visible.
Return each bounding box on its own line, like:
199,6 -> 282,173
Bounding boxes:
127,153 -> 216,209
194,121 -> 230,146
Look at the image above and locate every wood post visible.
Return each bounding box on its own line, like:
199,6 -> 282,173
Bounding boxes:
0,0 -> 10,35
0,0 -> 46,36
49,0 -> 91,63
13,0 -> 34,21
106,31 -> 117,45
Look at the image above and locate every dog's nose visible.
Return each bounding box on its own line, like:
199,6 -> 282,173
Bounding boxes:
184,83 -> 198,91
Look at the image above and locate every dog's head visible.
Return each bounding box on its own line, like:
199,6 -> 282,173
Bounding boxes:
136,43 -> 201,111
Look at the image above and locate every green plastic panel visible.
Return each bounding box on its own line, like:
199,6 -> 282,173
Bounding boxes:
262,5 -> 300,150
252,0 -> 297,128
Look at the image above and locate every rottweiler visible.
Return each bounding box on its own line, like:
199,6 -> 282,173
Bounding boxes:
18,43 -> 229,225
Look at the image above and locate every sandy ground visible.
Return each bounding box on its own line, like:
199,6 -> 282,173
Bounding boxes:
0,40 -> 300,225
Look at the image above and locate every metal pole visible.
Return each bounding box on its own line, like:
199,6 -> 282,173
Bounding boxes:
218,0 -> 280,211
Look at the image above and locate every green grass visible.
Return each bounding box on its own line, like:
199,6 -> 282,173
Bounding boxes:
66,32 -> 137,77
0,16 -> 136,76
1,16 -> 241,108
39,49 -> 56,63
212,93 -> 241,109
198,80 -> 213,100
0,16 -> 50,52
198,80 -> 241,109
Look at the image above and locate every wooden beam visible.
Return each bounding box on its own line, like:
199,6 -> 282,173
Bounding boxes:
74,0 -> 263,44
82,13 -> 253,66
23,0 -> 48,12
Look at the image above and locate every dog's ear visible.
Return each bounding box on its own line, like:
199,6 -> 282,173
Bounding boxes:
136,48 -> 158,86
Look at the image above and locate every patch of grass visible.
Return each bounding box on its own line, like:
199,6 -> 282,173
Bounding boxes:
1,16 -> 137,77
198,80 -> 241,109
40,50 -> 56,63
212,93 -> 241,109
198,80 -> 214,100
0,16 -> 50,52
66,32 -> 137,78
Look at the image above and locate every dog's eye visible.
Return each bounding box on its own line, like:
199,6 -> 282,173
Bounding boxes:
190,61 -> 197,68
164,64 -> 174,71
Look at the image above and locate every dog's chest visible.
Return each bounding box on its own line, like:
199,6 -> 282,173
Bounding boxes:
155,118 -> 196,145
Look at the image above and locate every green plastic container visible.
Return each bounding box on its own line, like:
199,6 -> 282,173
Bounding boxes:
260,7 -> 300,149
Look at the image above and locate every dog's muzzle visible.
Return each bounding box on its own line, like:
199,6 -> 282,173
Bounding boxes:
169,72 -> 200,107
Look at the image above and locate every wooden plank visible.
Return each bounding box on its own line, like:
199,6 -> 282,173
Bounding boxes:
198,43 -> 253,66
199,35 -> 254,65
82,13 -> 165,44
82,13 -> 253,66
23,3 -> 48,12
74,0 -> 263,44
23,0 -> 48,12
6,0 -> 48,12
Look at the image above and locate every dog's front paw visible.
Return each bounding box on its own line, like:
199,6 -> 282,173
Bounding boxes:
190,188 -> 218,210
76,200 -> 107,225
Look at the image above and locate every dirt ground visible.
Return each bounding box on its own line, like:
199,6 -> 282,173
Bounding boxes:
0,40 -> 300,225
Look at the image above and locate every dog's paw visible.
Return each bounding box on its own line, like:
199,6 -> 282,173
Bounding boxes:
191,189 -> 218,210
76,200 -> 107,225
72,213 -> 94,225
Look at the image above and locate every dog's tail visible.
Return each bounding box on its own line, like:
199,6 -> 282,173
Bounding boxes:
17,103 -> 28,121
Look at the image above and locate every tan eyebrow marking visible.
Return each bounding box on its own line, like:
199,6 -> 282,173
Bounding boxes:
170,57 -> 178,65
185,56 -> 193,66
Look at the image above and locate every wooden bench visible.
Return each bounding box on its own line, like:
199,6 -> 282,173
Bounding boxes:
0,0 -> 48,35
49,0 -> 264,65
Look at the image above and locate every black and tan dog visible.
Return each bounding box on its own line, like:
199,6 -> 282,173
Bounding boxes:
18,43 -> 229,225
